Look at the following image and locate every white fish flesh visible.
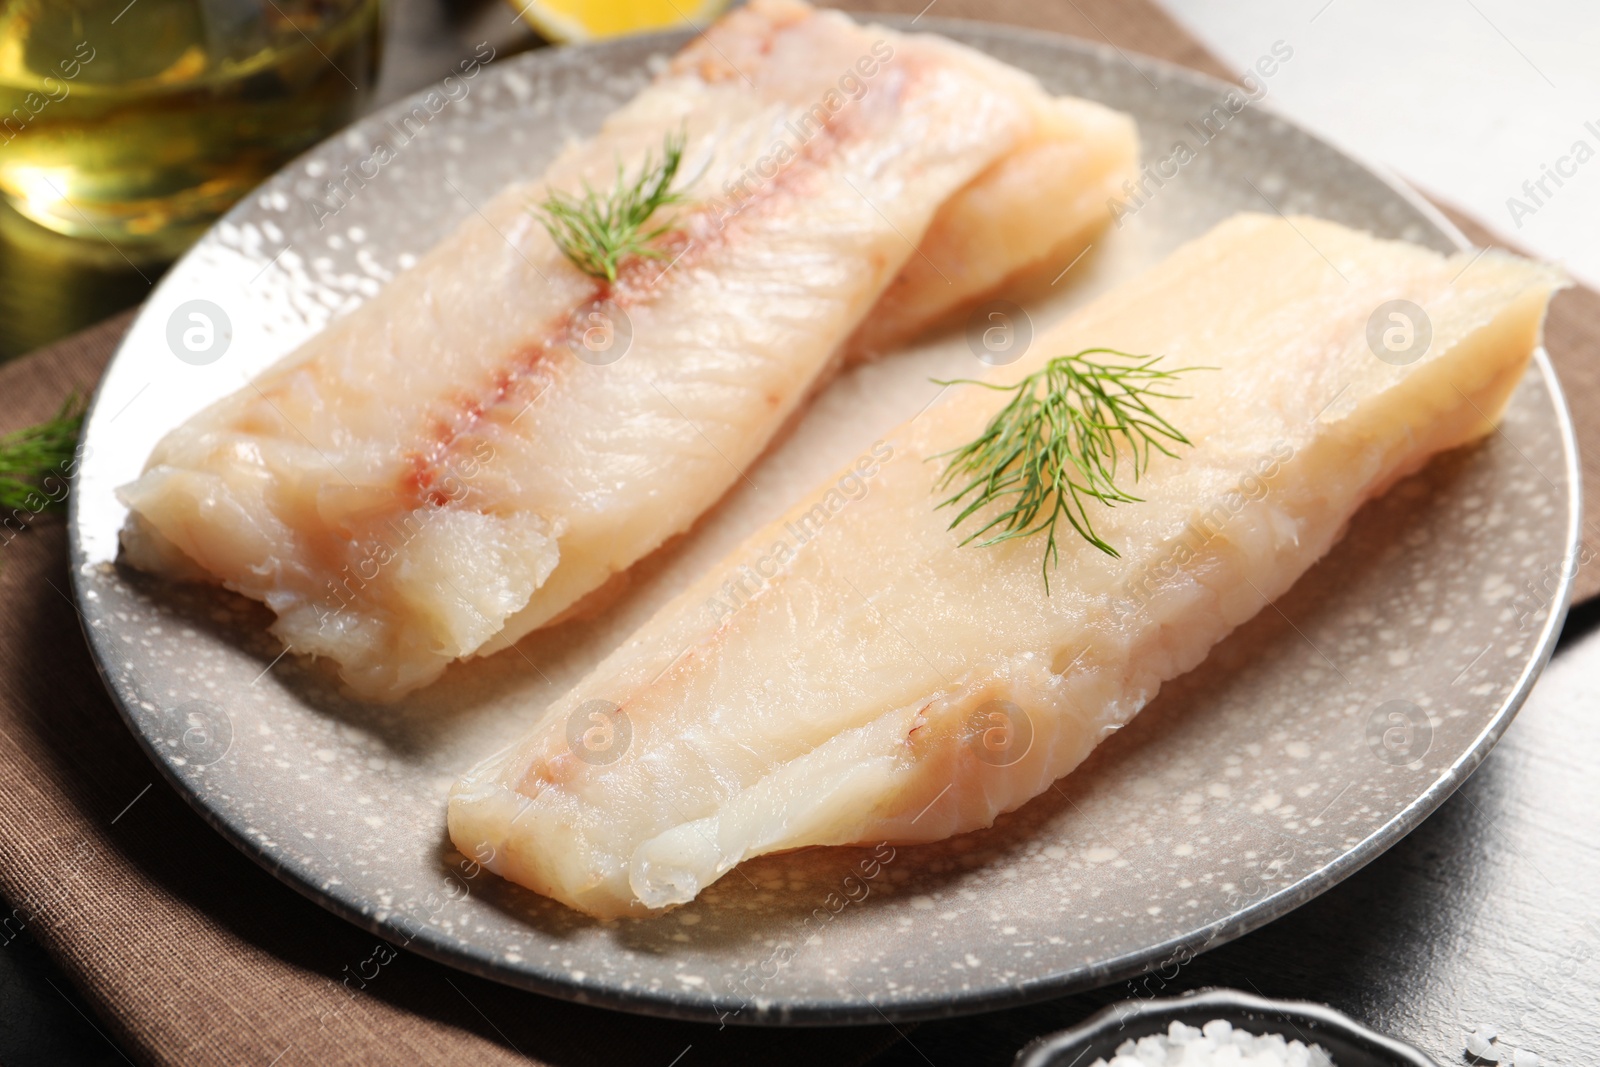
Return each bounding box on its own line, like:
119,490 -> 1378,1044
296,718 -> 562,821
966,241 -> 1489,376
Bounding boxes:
117,0 -> 1134,700
448,213 -> 1565,918
844,92 -> 1136,360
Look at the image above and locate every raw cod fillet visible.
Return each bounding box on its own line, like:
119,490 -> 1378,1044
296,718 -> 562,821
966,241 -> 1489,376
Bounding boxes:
449,213 -> 1566,918
843,91 -> 1136,360
116,0 -> 1135,701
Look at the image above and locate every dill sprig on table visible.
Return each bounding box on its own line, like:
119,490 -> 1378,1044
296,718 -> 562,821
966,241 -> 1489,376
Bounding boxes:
535,130 -> 690,282
0,396 -> 84,514
932,349 -> 1202,592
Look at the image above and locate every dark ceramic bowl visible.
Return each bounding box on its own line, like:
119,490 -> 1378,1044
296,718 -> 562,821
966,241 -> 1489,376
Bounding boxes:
1015,989 -> 1442,1067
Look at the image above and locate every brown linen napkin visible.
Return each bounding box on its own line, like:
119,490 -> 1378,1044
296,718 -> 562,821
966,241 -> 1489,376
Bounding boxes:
1,3 -> 1594,1065
0,314 -> 907,1065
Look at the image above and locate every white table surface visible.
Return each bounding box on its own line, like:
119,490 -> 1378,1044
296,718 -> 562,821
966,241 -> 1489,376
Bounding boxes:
1160,0 -> 1600,288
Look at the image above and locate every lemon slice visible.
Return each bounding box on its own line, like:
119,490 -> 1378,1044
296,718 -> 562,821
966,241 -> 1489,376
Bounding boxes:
508,0 -> 732,43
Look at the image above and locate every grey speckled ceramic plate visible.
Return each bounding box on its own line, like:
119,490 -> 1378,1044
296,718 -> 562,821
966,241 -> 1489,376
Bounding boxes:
69,18 -> 1581,1025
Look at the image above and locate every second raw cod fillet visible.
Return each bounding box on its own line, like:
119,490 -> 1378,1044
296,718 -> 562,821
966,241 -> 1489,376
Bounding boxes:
449,214 -> 1565,918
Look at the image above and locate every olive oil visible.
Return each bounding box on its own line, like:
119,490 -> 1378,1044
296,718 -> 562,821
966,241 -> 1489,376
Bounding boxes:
0,0 -> 382,256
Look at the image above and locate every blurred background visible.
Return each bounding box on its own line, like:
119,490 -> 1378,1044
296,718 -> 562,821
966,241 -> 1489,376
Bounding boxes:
1165,0 -> 1599,288
0,0 -> 541,362
2,0 -> 1594,363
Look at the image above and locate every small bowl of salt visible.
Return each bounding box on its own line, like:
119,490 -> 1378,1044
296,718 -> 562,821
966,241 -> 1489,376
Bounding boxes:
1015,988 -> 1440,1067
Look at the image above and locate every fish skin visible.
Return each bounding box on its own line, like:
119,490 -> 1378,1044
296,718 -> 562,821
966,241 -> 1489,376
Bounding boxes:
118,0 -> 1134,701
448,213 -> 1566,919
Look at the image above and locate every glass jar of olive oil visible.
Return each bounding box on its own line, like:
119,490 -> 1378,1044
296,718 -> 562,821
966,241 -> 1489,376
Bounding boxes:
0,0 -> 383,257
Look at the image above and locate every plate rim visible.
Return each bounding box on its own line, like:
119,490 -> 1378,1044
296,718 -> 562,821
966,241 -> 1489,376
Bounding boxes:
67,14 -> 1584,1027
1012,987 -> 1444,1067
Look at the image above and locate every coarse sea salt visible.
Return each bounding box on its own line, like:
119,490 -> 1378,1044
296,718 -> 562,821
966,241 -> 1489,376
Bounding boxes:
1090,1019 -> 1337,1067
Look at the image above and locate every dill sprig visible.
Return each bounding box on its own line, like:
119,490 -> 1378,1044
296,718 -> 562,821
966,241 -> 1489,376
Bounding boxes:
535,130 -> 690,282
0,396 -> 84,513
932,349 -> 1202,592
